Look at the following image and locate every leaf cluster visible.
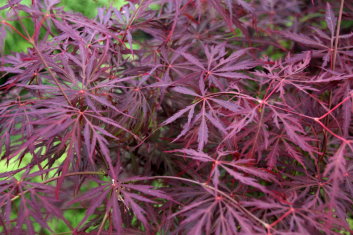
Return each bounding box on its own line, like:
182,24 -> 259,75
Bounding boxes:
0,0 -> 353,234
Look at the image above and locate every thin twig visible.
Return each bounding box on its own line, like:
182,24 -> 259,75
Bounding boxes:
10,171 -> 105,202
128,175 -> 270,229
31,42 -> 73,106
332,0 -> 345,70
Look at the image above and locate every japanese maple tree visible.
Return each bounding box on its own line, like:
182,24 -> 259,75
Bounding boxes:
0,0 -> 352,234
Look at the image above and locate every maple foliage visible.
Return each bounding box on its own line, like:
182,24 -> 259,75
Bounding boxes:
0,0 -> 353,234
